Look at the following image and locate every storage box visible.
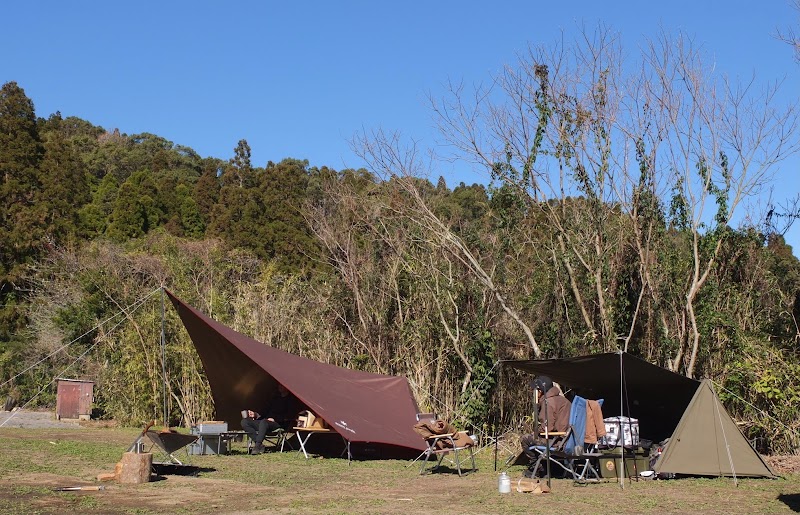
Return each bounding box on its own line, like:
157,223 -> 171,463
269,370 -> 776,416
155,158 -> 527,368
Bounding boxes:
189,422 -> 231,455
197,421 -> 228,434
297,411 -> 327,429
599,416 -> 639,448
598,454 -> 650,479
187,434 -> 229,455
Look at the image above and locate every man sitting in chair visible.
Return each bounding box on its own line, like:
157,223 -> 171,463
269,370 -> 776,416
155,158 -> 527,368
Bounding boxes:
520,376 -> 571,463
241,384 -> 298,454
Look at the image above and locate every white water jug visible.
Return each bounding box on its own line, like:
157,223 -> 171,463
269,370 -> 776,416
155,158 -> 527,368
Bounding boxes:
498,471 -> 511,493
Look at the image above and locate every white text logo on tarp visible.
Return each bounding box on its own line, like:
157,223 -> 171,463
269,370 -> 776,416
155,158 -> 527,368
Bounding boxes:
334,421 -> 356,434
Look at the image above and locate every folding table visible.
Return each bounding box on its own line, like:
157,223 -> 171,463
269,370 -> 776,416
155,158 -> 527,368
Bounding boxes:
292,426 -> 351,463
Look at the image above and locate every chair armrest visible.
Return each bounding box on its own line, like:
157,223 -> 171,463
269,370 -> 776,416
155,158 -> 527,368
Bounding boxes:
426,433 -> 455,440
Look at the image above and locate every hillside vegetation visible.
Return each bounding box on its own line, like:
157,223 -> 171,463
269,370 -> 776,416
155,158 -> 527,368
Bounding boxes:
2,28 -> 799,453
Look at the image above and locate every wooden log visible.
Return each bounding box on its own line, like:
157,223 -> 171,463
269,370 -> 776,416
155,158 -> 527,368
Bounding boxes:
117,452 -> 152,484
97,460 -> 122,482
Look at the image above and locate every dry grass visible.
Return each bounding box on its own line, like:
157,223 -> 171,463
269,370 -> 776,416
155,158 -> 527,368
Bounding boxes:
0,426 -> 798,514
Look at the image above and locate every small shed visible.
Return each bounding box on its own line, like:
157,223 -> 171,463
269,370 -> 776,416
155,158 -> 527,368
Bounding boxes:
55,379 -> 94,420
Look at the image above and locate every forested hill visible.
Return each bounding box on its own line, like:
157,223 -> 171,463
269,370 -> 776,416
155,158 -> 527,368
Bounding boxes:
0,81 -> 323,276
1,75 -> 799,453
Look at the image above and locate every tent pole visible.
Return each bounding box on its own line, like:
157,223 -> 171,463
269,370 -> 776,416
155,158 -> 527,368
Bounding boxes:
493,420 -> 498,472
709,381 -> 738,486
619,351 -> 625,489
544,394 -> 551,489
160,286 -> 168,428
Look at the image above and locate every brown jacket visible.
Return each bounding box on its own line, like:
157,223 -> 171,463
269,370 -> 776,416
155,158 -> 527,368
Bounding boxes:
413,420 -> 474,448
537,387 -> 571,433
584,399 -> 607,444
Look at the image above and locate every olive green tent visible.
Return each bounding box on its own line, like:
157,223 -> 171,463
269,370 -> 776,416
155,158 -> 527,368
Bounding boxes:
504,352 -> 775,478
654,379 -> 774,478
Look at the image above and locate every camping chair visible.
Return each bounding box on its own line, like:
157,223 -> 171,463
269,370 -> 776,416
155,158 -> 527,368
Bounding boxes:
414,414 -> 477,476
263,428 -> 288,451
245,427 -> 288,453
526,396 -> 604,484
407,413 -> 437,467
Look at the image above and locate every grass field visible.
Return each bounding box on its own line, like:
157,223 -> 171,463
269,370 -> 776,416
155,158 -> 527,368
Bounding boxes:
0,424 -> 798,514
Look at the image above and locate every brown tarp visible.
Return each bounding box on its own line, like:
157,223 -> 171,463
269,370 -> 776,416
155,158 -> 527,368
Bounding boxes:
167,291 -> 426,454
504,352 -> 775,478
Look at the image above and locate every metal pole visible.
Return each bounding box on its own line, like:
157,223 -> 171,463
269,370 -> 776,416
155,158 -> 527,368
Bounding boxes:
619,351 -> 624,489
161,286 -> 168,428
544,394 -> 551,489
494,422 -> 498,472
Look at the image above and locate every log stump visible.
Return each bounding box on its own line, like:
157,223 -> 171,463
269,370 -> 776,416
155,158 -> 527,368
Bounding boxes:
117,452 -> 152,484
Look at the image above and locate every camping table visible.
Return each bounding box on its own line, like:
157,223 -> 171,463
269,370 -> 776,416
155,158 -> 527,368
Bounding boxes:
292,427 -> 351,463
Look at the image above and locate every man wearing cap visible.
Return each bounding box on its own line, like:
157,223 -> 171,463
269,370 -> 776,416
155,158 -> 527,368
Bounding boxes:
520,376 -> 571,463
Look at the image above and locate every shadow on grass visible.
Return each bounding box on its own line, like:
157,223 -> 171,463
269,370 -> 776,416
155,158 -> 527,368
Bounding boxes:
420,465 -> 478,476
778,494 -> 800,512
152,463 -> 216,479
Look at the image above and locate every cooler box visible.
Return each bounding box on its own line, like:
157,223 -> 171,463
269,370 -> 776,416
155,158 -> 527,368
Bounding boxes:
188,422 -> 230,455
599,416 -> 639,448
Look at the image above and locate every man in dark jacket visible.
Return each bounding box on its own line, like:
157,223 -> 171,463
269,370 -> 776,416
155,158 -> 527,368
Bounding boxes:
241,384 -> 299,454
520,376 -> 572,461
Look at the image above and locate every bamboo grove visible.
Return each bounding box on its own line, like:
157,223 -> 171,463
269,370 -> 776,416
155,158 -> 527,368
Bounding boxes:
2,28 -> 800,453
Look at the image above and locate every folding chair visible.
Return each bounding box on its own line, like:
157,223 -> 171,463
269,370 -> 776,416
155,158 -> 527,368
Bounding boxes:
245,427 -> 291,454
413,415 -> 477,476
527,396 -> 604,484
407,413 -> 437,467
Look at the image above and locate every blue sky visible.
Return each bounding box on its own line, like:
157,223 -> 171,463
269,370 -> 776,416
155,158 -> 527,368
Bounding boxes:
4,1 -> 799,249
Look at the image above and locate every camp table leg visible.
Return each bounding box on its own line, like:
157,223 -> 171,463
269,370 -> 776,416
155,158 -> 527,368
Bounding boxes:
341,439 -> 351,464
293,427 -> 350,462
295,430 -> 312,459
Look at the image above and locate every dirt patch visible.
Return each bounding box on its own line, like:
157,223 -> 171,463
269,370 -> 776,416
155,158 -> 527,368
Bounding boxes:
0,409 -> 82,429
765,455 -> 800,475
1,414 -> 799,514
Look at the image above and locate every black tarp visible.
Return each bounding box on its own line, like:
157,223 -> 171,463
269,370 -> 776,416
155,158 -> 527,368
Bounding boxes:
503,352 -> 700,443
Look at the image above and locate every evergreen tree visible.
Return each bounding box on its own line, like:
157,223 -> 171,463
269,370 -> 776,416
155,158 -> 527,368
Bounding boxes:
227,139 -> 253,188
106,171 -> 161,241
78,173 -> 119,237
0,81 -> 44,282
193,159 -> 221,229
38,112 -> 90,245
0,81 -> 43,364
209,141 -> 258,248
256,158 -> 317,272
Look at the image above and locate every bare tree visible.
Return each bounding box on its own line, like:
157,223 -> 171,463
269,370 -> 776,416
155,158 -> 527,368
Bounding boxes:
641,33 -> 800,376
432,26 -> 638,352
776,0 -> 800,63
430,25 -> 799,376
352,129 -> 544,357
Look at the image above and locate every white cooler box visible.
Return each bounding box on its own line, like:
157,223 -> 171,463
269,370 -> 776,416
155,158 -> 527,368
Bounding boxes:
188,421 -> 230,455
599,416 -> 639,448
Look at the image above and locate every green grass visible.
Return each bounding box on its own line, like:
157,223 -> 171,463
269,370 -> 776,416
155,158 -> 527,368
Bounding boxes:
0,426 -> 798,514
